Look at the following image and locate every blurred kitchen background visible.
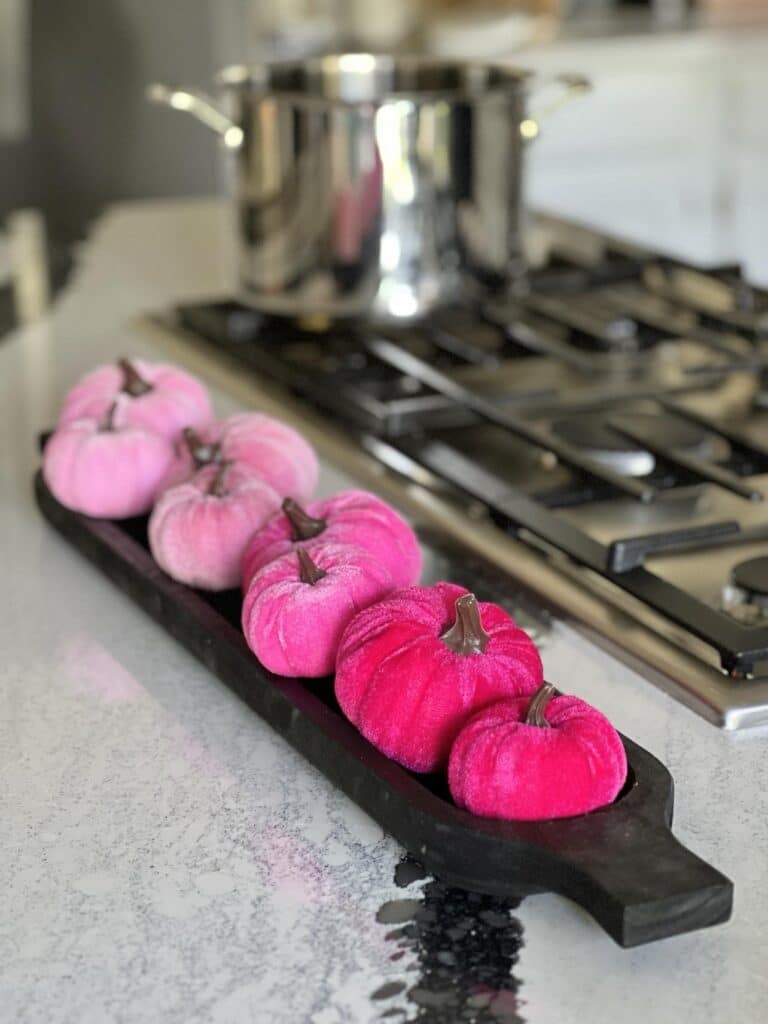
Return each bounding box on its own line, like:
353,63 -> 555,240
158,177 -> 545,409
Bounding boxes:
1,0 -> 768,328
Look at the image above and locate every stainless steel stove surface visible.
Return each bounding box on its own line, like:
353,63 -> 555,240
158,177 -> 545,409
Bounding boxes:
159,216 -> 768,730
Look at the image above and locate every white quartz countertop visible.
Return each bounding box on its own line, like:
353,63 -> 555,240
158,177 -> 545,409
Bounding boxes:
2,199 -> 768,1024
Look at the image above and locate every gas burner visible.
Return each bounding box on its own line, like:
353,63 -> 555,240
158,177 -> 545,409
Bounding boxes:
732,556 -> 768,603
720,557 -> 768,625
550,413 -> 711,478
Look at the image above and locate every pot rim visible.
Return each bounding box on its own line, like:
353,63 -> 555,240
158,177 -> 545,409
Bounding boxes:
216,53 -> 535,108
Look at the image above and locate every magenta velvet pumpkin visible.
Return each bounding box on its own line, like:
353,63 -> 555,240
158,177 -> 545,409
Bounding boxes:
43,405 -> 178,518
334,582 -> 543,773
148,461 -> 281,590
241,490 -> 422,590
242,542 -> 395,678
179,413 -> 318,501
448,686 -> 627,821
58,358 -> 212,440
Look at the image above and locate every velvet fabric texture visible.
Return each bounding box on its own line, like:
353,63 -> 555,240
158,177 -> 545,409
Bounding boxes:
448,694 -> 628,821
241,542 -> 396,678
240,490 -> 422,589
149,463 -> 281,591
178,413 -> 318,501
334,582 -> 543,773
58,358 -> 212,440
43,418 -> 178,519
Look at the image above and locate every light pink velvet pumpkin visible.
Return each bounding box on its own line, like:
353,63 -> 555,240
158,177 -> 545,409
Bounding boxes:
334,582 -> 543,773
241,490 -> 422,590
448,687 -> 627,821
178,413 -> 318,501
58,358 -> 212,440
43,404 -> 178,518
148,461 -> 281,590
241,542 -> 395,678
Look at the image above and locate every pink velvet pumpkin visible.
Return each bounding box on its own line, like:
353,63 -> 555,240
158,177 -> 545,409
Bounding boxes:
334,582 -> 543,773
179,413 -> 318,501
43,404 -> 178,518
448,686 -> 628,821
241,490 -> 422,590
148,461 -> 281,590
58,358 -> 212,439
241,542 -> 395,678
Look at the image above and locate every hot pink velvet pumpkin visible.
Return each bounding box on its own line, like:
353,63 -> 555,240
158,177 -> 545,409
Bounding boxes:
58,358 -> 212,439
240,490 -> 422,590
241,542 -> 395,678
448,686 -> 628,821
43,404 -> 178,518
179,413 -> 318,501
148,461 -> 281,590
334,582 -> 543,773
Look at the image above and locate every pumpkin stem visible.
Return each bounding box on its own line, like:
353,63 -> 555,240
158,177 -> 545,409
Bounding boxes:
118,358 -> 152,397
183,427 -> 222,468
283,498 -> 327,542
99,400 -> 119,432
440,593 -> 490,655
208,460 -> 232,498
297,547 -> 327,586
525,682 -> 557,728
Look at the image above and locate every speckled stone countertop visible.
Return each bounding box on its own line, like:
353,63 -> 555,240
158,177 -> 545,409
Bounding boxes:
2,199 -> 767,1024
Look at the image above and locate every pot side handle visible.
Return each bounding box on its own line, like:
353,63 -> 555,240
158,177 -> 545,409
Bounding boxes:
522,72 -> 591,141
146,83 -> 243,149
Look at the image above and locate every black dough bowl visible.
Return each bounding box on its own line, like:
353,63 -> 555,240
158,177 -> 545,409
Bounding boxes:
35,471 -> 733,947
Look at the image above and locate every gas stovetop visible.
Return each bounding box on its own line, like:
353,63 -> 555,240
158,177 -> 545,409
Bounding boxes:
158,214 -> 768,729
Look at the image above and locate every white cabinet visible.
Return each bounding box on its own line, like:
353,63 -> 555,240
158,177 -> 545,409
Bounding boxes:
516,31 -> 768,280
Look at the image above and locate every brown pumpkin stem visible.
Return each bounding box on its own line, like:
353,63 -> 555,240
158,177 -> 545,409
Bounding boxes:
440,593 -> 490,655
525,682 -> 557,728
99,400 -> 119,432
208,460 -> 232,498
118,358 -> 152,397
283,498 -> 327,542
297,547 -> 327,586
183,427 -> 222,467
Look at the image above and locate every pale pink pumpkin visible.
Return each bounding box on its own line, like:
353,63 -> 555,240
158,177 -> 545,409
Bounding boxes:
334,583 -> 543,773
448,687 -> 628,821
148,461 -> 281,591
43,404 -> 178,519
58,358 -> 212,440
178,413 -> 318,502
241,491 -> 421,590
241,542 -> 395,678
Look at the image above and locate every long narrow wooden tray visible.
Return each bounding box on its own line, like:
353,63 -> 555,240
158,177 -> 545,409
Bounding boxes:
35,471 -> 733,947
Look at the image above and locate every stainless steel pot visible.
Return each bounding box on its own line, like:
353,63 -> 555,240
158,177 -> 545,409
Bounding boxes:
148,54 -> 588,322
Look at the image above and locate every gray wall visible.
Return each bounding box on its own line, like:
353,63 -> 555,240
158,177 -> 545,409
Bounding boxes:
0,0 -> 31,215
1,0 -> 224,240
0,0 -> 28,141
